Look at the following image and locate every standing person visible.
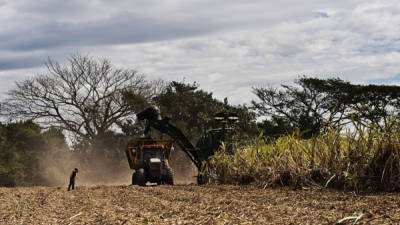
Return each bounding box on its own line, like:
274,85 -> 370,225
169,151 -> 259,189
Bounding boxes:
67,168 -> 79,191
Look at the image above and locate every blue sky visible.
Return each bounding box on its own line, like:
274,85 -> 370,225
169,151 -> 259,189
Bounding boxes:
0,0 -> 399,104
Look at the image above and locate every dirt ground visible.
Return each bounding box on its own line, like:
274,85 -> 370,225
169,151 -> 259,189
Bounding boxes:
1,184 -> 400,224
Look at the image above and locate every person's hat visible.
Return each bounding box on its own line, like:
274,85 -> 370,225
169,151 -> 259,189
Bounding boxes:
74,168 -> 79,171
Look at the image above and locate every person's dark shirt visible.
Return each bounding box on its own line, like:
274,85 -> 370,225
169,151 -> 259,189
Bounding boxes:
70,171 -> 77,179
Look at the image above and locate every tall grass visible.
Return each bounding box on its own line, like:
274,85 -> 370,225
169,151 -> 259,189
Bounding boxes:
208,122 -> 400,192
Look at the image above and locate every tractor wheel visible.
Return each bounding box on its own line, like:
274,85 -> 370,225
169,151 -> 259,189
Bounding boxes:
197,173 -> 209,185
197,162 -> 211,185
131,172 -> 137,185
135,168 -> 147,186
197,169 -> 210,185
165,167 -> 174,185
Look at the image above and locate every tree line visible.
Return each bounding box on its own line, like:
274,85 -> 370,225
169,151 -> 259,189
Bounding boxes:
1,54 -> 400,186
0,120 -> 68,186
253,77 -> 400,138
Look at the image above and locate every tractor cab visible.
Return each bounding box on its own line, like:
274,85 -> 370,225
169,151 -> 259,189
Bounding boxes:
142,144 -> 165,162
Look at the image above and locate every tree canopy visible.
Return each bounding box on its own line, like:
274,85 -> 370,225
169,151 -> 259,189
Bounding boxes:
252,76 -> 400,138
0,120 -> 68,186
152,81 -> 258,141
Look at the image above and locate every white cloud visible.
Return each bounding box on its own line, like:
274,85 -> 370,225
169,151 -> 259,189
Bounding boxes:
0,0 -> 399,105
208,73 -> 225,82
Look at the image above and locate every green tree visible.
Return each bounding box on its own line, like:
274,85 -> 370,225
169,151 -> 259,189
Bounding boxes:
252,76 -> 400,138
152,81 -> 258,141
0,123 -> 22,186
153,81 -> 223,141
4,120 -> 46,184
296,77 -> 400,130
0,120 -> 69,186
252,77 -> 340,138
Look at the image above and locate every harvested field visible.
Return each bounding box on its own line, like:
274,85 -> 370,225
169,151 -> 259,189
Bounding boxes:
1,185 -> 400,224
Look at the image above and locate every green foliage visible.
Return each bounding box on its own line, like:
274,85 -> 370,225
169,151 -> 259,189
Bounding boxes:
154,81 -> 222,141
252,76 -> 400,139
209,120 -> 400,192
154,81 -> 258,141
301,77 -> 400,130
0,120 -> 69,186
123,91 -> 150,112
227,104 -> 259,139
0,126 -> 22,187
257,116 -> 294,139
252,77 -> 335,138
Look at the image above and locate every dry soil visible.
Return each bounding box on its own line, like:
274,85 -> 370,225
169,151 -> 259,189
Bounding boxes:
1,184 -> 400,224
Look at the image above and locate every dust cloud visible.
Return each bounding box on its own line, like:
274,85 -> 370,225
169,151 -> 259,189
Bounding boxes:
38,148 -> 131,187
38,146 -> 198,187
170,149 -> 198,185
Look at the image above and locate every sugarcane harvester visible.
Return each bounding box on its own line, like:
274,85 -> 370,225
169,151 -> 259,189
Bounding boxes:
128,106 -> 239,184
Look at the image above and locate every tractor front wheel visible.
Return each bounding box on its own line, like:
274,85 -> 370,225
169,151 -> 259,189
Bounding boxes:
131,172 -> 137,185
133,168 -> 146,186
165,167 -> 174,185
197,172 -> 209,185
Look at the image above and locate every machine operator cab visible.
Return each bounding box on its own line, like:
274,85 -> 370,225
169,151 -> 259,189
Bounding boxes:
142,144 -> 164,167
126,140 -> 173,169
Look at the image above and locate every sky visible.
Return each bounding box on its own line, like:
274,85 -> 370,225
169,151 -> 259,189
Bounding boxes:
0,0 -> 399,105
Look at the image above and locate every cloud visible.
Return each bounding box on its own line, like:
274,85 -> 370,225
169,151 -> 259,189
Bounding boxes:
0,0 -> 400,105
0,0 -> 364,53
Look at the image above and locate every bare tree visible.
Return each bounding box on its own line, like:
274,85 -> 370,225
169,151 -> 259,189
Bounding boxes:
2,54 -> 153,146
